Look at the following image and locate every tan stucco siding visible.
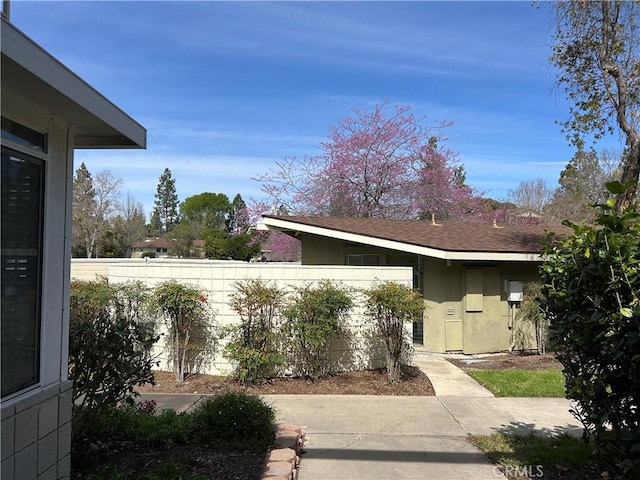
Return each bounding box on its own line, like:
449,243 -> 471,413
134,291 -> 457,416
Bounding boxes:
296,232 -> 546,354
300,234 -> 344,264
500,263 -> 545,352
462,267 -> 506,354
422,260 -> 542,354
422,258 -> 462,352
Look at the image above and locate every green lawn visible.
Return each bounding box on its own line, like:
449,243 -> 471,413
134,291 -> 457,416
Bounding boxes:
467,369 -> 565,397
471,433 -> 594,476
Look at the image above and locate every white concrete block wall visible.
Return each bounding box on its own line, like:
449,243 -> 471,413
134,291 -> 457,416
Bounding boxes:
1,381 -> 73,480
99,260 -> 414,376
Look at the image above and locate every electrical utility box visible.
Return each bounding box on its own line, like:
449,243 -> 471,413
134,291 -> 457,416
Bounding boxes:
507,280 -> 523,302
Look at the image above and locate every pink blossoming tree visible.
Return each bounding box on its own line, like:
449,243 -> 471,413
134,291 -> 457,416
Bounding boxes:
255,102 -> 480,220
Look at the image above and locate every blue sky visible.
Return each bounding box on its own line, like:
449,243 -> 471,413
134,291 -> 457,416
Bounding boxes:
12,1 -> 623,218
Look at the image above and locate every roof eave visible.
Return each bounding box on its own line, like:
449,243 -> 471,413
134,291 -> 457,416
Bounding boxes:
259,217 -> 543,263
1,18 -> 146,149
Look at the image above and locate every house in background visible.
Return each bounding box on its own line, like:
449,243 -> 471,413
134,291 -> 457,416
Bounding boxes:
1,9 -> 146,479
131,238 -> 206,258
259,215 -> 571,354
131,237 -> 174,258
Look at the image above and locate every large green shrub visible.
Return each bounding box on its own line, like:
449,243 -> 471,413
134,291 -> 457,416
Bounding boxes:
363,281 -> 424,383
153,280 -> 214,382
281,280 -> 353,379
191,392 -> 276,451
222,278 -> 286,385
540,183 -> 640,476
69,279 -> 159,441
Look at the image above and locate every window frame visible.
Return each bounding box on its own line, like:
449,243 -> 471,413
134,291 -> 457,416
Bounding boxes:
1,145 -> 45,398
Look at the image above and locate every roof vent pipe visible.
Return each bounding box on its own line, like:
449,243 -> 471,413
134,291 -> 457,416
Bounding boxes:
430,213 -> 441,226
492,219 -> 504,229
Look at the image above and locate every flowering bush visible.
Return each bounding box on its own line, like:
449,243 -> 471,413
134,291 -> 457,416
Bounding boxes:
137,399 -> 157,415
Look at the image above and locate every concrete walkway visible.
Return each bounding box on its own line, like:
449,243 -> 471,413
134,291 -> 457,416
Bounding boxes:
141,356 -> 582,480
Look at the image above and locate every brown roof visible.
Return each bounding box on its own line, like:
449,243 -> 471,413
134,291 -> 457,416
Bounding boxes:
131,237 -> 174,249
263,215 -> 572,255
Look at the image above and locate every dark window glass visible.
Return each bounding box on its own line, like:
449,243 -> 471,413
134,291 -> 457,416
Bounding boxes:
1,117 -> 47,153
344,254 -> 381,266
1,147 -> 43,397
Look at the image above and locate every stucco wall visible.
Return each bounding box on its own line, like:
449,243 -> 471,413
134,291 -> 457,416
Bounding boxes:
73,259 -> 414,376
422,258 -> 542,353
297,232 -> 547,354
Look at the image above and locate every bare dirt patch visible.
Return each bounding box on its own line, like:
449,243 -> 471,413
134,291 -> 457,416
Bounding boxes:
136,366 -> 435,396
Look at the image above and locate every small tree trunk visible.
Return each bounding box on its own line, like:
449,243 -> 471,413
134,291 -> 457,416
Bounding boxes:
179,328 -> 190,383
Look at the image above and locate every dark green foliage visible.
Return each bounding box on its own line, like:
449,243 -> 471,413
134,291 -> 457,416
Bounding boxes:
281,280 -> 353,379
191,392 -> 276,451
204,229 -> 261,261
98,406 -> 194,448
76,393 -> 272,476
226,193 -> 250,234
540,183 -> 640,476
69,279 -> 159,442
222,279 -> 286,385
179,192 -> 231,236
223,232 -> 261,261
152,167 -> 179,234
140,251 -> 156,258
363,281 -> 424,383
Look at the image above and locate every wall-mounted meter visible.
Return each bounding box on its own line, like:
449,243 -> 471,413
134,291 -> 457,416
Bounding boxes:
507,280 -> 523,302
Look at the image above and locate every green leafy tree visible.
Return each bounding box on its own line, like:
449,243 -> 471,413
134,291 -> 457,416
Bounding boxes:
203,230 -> 260,261
550,1 -> 640,207
281,280 -> 353,379
203,228 -> 228,259
153,167 -> 179,234
222,233 -> 261,261
540,182 -> 640,476
363,281 -> 424,383
147,210 -> 163,237
179,192 -> 230,238
153,280 -> 214,382
222,278 -> 286,385
170,222 -> 195,258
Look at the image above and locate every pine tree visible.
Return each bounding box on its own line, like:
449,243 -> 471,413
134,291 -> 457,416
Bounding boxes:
226,193 -> 249,234
152,168 -> 179,234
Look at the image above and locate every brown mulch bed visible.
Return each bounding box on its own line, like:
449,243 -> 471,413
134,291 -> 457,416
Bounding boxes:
136,365 -> 435,396
73,445 -> 266,480
447,352 -> 563,372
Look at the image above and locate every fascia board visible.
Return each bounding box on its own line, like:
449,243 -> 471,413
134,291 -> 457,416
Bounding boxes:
261,217 -> 543,263
1,19 -> 146,149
